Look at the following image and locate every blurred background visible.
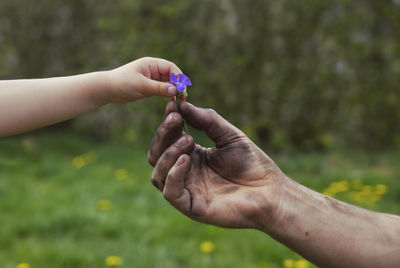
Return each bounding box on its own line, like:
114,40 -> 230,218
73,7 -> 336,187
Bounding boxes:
1,1 -> 400,267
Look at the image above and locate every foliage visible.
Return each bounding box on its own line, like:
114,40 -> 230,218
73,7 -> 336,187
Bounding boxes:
1,0 -> 400,150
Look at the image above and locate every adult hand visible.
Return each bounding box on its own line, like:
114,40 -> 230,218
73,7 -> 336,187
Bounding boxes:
147,101 -> 286,229
148,101 -> 400,268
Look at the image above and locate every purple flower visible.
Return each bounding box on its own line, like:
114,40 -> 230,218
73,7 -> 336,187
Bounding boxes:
169,73 -> 192,93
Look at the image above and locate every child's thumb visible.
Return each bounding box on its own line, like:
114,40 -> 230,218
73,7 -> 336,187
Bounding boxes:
142,78 -> 177,97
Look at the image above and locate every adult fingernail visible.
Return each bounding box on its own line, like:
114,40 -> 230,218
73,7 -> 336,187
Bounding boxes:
165,113 -> 174,126
176,155 -> 186,166
168,86 -> 177,96
186,102 -> 197,109
176,136 -> 187,147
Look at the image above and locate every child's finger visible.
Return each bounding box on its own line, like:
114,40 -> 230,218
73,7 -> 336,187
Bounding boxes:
154,58 -> 182,78
141,77 -> 178,97
145,57 -> 182,81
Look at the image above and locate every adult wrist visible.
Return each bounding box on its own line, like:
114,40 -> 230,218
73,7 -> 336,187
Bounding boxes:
248,174 -> 288,232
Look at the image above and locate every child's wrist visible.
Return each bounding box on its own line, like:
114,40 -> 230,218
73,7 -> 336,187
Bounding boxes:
86,71 -> 115,106
105,68 -> 139,103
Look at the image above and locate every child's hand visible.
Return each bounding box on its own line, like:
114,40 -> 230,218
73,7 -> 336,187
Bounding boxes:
0,57 -> 182,137
107,57 -> 183,103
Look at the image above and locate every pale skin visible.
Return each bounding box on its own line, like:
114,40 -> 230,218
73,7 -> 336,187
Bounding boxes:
148,100 -> 400,268
0,57 -> 182,137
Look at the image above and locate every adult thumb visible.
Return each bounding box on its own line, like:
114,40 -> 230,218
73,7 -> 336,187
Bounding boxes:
179,101 -> 245,147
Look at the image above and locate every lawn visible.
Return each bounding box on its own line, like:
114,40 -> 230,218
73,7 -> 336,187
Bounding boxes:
0,132 -> 399,268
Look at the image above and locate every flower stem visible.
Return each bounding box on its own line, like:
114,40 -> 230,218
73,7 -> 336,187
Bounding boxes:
183,122 -> 190,135
177,91 -> 190,135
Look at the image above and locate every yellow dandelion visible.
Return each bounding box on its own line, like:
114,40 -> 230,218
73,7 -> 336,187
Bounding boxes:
84,151 -> 98,163
322,190 -> 334,197
369,193 -> 382,203
97,200 -> 112,211
283,259 -> 295,268
295,259 -> 310,268
351,179 -> 363,190
72,152 -> 97,169
115,169 -> 128,181
330,181 -> 349,193
322,180 -> 350,197
16,263 -> 30,268
72,156 -> 86,169
348,191 -> 361,203
374,184 -> 388,195
338,180 -> 349,191
200,241 -> 215,254
105,256 -> 122,266
361,185 -> 372,194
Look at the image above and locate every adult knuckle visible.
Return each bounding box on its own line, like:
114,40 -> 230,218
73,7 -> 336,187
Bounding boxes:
161,151 -> 175,165
163,112 -> 183,129
156,128 -> 171,147
191,206 -> 205,218
168,172 -> 177,182
162,190 -> 169,199
186,135 -> 195,146
150,174 -> 159,188
147,151 -> 156,166
206,108 -> 217,117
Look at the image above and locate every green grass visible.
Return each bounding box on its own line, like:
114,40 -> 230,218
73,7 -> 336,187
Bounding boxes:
0,132 -> 399,268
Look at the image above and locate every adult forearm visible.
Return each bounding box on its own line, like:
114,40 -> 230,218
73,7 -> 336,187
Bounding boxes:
0,71 -> 111,137
259,177 -> 400,268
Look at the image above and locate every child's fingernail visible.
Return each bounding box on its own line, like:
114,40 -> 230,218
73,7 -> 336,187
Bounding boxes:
168,86 -> 177,96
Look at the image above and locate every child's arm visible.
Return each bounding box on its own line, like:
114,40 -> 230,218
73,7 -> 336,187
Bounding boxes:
0,57 -> 181,137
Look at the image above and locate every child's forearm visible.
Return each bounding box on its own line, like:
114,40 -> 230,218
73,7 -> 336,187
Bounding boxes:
0,71 -> 111,137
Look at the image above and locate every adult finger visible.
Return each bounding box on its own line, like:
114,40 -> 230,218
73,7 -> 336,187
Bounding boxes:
179,101 -> 245,147
150,135 -> 194,191
163,100 -> 179,120
147,102 -> 183,166
163,154 -> 192,213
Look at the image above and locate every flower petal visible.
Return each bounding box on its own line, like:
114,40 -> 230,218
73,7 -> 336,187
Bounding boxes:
176,83 -> 186,93
170,73 -> 177,83
178,74 -> 192,86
